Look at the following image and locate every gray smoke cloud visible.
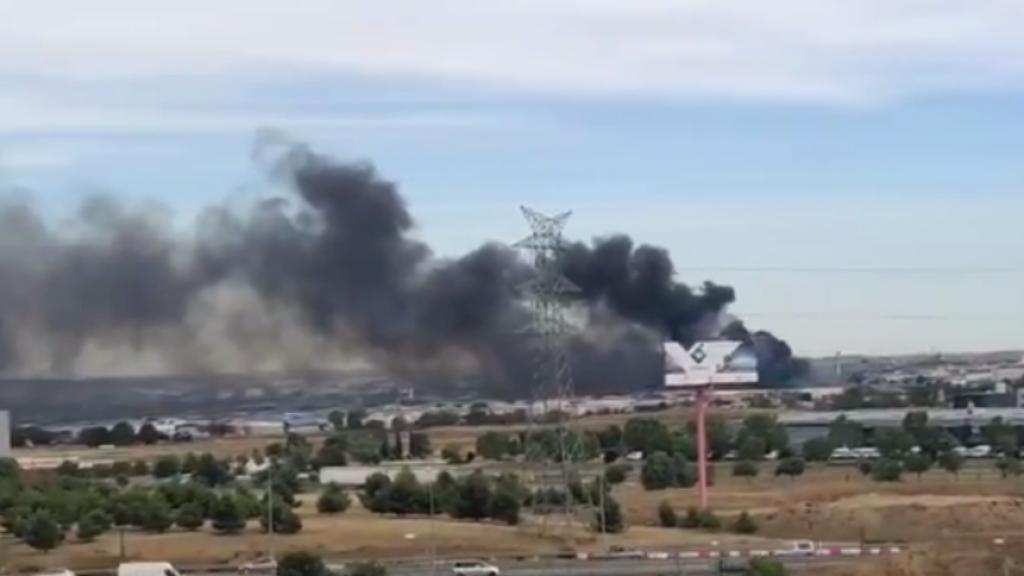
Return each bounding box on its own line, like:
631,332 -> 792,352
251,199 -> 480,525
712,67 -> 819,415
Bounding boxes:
0,141 -> 804,394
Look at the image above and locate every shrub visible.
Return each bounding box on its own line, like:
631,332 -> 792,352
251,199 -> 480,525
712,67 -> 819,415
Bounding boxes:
733,510 -> 758,534
658,501 -> 677,528
604,463 -> 630,485
871,458 -> 903,483
175,502 -> 205,531
21,511 -> 65,552
277,551 -> 330,576
76,510 -> 112,542
774,458 -> 806,479
801,437 -> 833,462
316,483 -> 352,514
641,452 -> 676,490
732,460 -> 759,479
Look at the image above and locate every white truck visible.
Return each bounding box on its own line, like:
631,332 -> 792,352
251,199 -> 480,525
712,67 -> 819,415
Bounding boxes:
118,562 -> 184,576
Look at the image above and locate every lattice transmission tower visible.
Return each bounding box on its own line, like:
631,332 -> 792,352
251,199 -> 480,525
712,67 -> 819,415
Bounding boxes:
515,206 -> 593,540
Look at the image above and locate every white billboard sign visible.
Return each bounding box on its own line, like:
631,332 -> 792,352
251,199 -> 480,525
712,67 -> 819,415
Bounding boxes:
664,341 -> 758,388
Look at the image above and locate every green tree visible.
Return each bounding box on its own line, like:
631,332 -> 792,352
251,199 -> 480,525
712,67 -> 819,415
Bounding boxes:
313,435 -> 349,469
984,417 -> 1018,456
904,453 -> 933,481
347,409 -> 366,430
748,558 -> 789,576
452,471 -> 492,520
875,428 -> 915,460
76,509 -> 111,542
594,492 -> 624,534
211,494 -> 247,534
604,464 -> 629,485
317,483 -> 352,514
488,484 -> 522,526
827,416 -> 864,448
871,458 -> 903,482
657,500 -> 677,527
408,432 -> 431,458
774,458 -> 806,480
738,437 -> 767,462
137,423 -> 162,445
191,453 -> 232,487
939,450 -> 965,478
140,497 -> 173,533
476,432 -> 512,461
261,501 -> 302,535
78,426 -> 112,447
277,551 -> 330,576
624,418 -> 672,455
641,452 -> 676,490
733,510 -> 757,534
131,460 -> 149,476
732,461 -> 759,480
110,421 -> 137,446
175,502 -> 205,531
153,455 -> 181,479
801,437 -> 833,462
738,414 -> 788,455
21,511 -> 64,552
328,410 -> 347,432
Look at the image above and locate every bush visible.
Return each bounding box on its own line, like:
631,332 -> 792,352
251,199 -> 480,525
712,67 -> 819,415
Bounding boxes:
131,460 -> 150,476
939,450 -> 965,478
733,510 -> 757,534
140,498 -> 173,533
658,501 -> 677,527
317,483 -> 352,514
76,510 -> 112,542
488,485 -> 522,526
476,432 -> 512,461
641,452 -> 676,490
604,463 -> 630,485
594,493 -> 624,534
775,458 -> 806,479
698,509 -> 720,531
801,437 -> 833,462
408,432 -> 432,458
871,458 -> 903,483
904,452 -> 932,480
277,551 -> 330,576
732,460 -> 759,479
211,494 -> 247,534
748,558 -> 789,576
441,444 -> 464,465
175,502 -> 205,531
678,506 -> 719,530
21,511 -> 65,552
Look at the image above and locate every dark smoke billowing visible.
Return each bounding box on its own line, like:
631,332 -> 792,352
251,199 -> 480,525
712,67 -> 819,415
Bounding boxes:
0,143 -> 804,395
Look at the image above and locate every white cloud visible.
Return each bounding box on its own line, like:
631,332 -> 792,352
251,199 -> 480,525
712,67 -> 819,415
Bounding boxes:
1,0 -> 1023,103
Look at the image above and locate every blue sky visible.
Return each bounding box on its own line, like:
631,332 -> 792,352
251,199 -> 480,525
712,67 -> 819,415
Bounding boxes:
2,1 -> 1024,357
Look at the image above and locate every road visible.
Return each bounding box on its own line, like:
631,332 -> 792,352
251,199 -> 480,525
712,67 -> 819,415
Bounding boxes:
317,556 -> 865,576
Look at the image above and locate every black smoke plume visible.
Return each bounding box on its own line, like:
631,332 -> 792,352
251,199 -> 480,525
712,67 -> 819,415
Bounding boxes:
0,143 -> 804,394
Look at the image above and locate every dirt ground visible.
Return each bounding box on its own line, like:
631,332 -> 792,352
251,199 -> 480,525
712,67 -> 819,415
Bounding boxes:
618,464 -> 1024,545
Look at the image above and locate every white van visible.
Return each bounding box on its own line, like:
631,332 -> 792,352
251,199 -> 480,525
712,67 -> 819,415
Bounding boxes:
118,562 -> 183,576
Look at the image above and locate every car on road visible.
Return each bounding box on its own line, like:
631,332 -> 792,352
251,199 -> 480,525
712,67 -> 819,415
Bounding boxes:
773,540 -> 817,557
451,560 -> 500,576
238,557 -> 278,574
604,545 -> 646,560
